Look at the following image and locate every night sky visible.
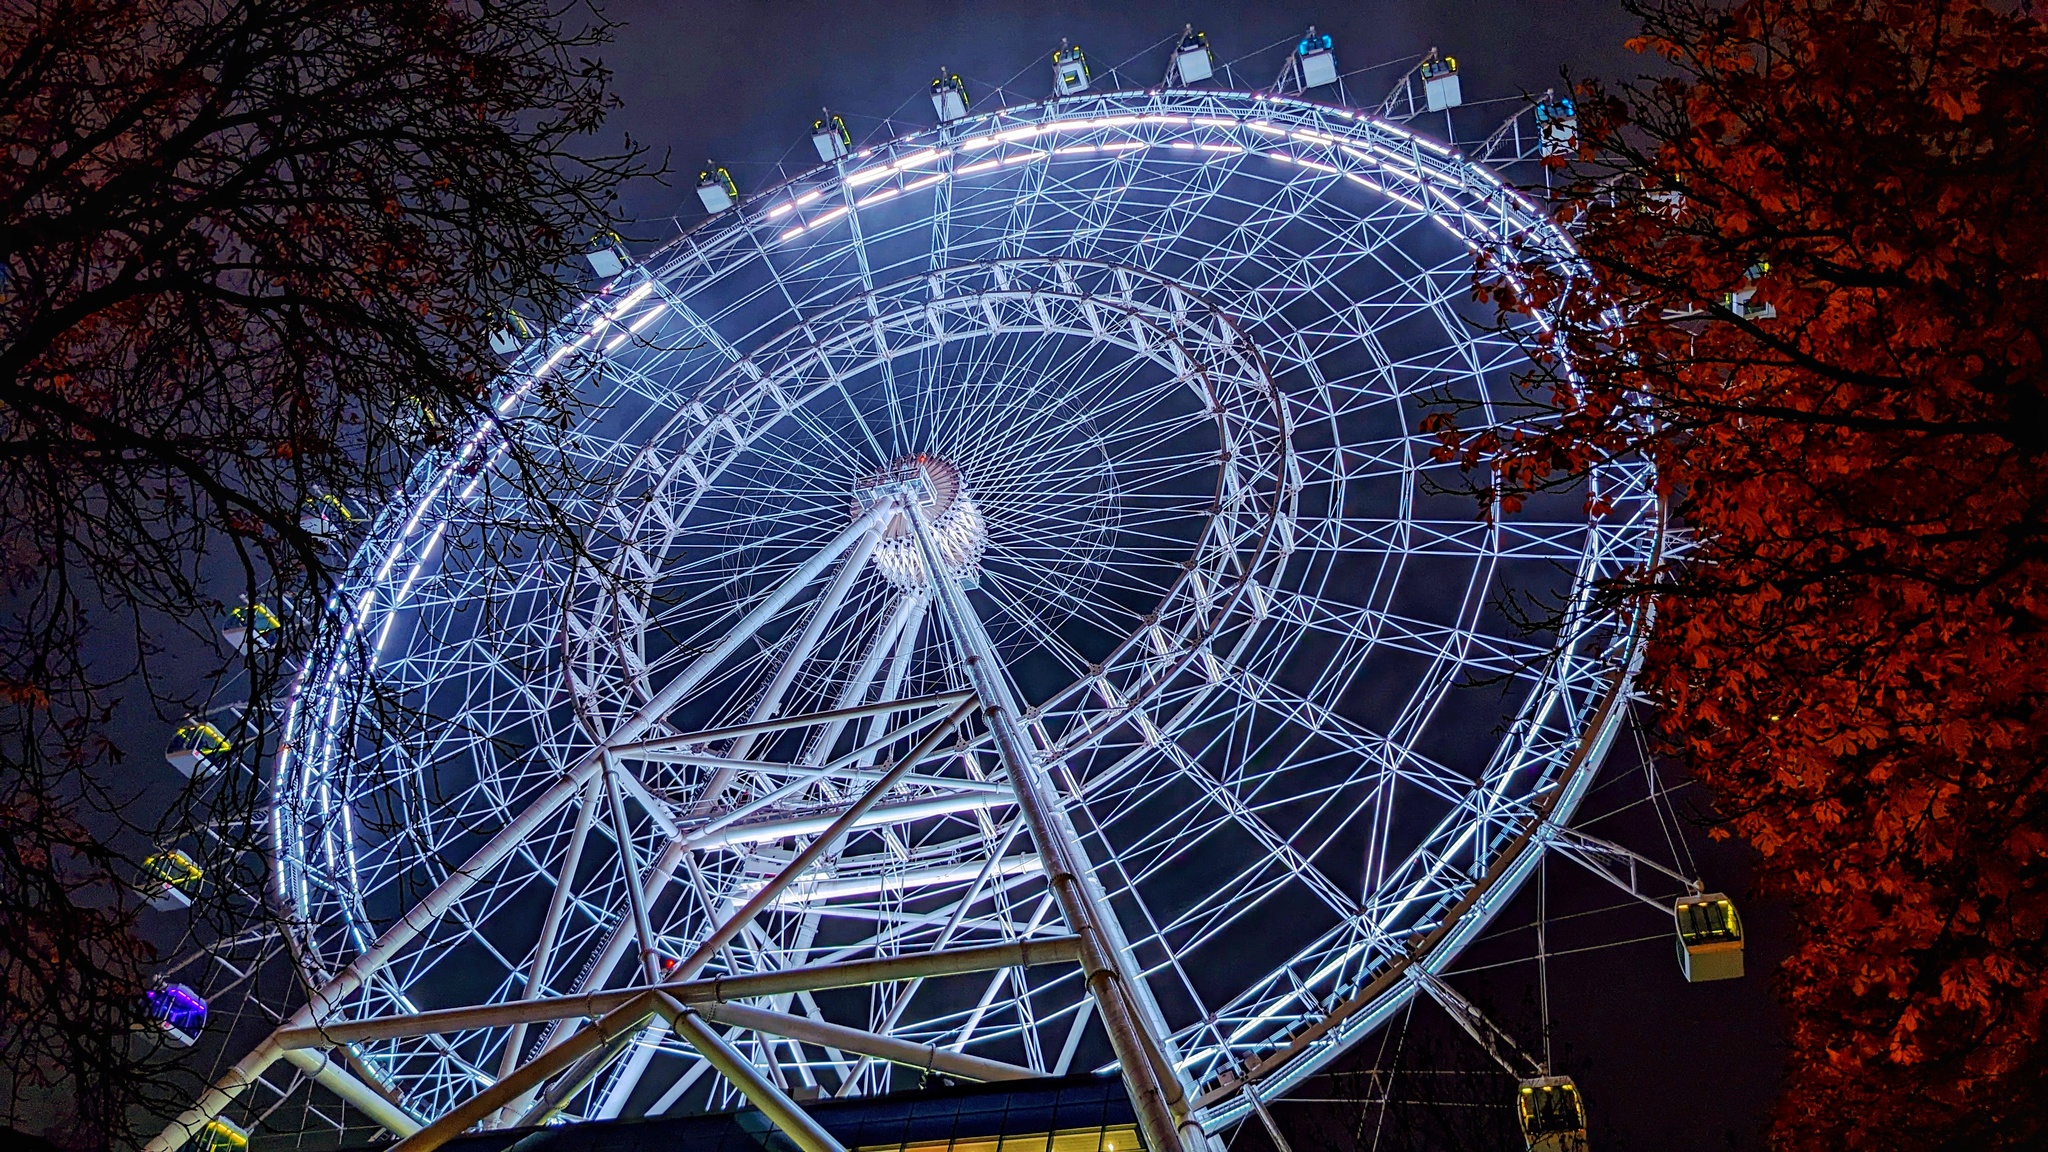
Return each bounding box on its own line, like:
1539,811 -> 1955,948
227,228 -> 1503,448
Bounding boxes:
593,1 -> 1650,233
577,3 -> 1787,1150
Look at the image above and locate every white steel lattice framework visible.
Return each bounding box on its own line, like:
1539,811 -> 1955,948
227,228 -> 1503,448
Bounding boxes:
154,89 -> 1661,1152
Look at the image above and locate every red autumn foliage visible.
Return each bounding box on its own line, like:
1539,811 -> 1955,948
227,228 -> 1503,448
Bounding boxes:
1428,0 -> 2048,1146
0,0 -> 640,1144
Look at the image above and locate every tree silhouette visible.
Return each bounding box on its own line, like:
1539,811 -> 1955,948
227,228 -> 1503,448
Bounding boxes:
0,0 -> 642,1145
1426,0 -> 2048,1146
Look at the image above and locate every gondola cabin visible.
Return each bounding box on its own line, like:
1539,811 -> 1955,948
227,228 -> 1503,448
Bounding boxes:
1422,51 -> 1462,111
1721,264 -> 1776,320
300,491 -> 358,538
195,1119 -> 248,1152
1517,1076 -> 1588,1152
697,165 -> 738,213
142,983 -> 208,1047
930,71 -> 969,122
166,720 -> 233,778
221,602 -> 280,652
813,112 -> 851,161
1537,95 -> 1578,158
488,307 -> 534,356
1297,29 -> 1338,88
139,849 -> 203,911
1173,28 -> 1214,84
585,229 -> 630,278
1675,892 -> 1745,981
1053,41 -> 1090,95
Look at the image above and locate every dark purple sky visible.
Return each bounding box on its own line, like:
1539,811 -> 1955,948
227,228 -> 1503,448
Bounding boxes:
594,0 -> 1654,230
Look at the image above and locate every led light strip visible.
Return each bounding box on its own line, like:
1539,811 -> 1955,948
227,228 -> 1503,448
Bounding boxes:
766,107 -> 1519,248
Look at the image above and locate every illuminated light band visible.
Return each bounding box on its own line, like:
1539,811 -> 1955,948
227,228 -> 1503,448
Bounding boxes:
269,268 -> 670,938
741,93 -> 1569,271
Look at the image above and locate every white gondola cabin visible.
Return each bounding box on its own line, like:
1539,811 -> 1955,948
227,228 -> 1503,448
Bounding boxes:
585,229 -> 629,278
221,601 -> 280,651
1537,94 -> 1578,159
1518,1075 -> 1588,1152
1296,28 -> 1337,89
300,491 -> 358,539
138,849 -> 203,911
1722,263 -> 1776,320
1052,40 -> 1090,96
488,307 -> 533,356
696,165 -> 738,214
165,720 -> 232,778
1675,892 -> 1745,981
1172,27 -> 1214,84
930,70 -> 969,122
812,112 -> 851,161
1421,50 -> 1463,111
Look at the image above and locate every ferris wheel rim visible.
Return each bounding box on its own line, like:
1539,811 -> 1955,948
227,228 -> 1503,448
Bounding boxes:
259,85 -> 1656,1138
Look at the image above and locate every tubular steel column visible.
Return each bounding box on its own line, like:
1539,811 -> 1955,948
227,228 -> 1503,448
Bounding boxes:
903,503 -> 1198,1152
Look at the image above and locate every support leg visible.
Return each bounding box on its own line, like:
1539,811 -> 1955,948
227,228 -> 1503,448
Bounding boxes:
903,505 -> 1200,1152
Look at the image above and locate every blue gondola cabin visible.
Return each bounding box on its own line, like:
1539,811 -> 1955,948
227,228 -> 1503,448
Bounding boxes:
1297,29 -> 1337,88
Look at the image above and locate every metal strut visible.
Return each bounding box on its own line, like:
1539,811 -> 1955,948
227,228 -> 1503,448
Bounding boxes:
903,503 -> 1205,1152
1541,825 -> 1703,914
1405,967 -> 1543,1080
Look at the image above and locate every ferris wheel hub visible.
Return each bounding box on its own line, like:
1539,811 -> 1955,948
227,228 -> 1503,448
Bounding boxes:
853,454 -> 987,590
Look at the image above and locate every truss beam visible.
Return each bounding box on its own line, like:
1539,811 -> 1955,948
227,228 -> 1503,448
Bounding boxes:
272,936 -> 1081,1049
695,1001 -> 1037,1082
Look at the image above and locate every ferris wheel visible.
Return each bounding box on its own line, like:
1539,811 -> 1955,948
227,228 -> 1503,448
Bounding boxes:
152,38 -> 1672,1152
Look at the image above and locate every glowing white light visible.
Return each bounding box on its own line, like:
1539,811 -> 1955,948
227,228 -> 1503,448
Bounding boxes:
604,302 -> 667,352
857,186 -> 898,207
766,203 -> 793,219
607,281 -> 654,317
626,302 -> 667,332
1198,142 -> 1243,154
1057,144 -> 1098,155
796,189 -> 824,206
1001,150 -> 1046,165
957,158 -> 1000,176
846,166 -> 892,187
1384,189 -> 1428,213
901,172 -> 946,192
